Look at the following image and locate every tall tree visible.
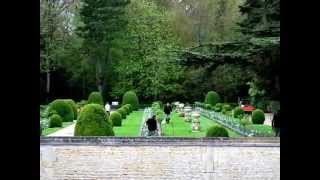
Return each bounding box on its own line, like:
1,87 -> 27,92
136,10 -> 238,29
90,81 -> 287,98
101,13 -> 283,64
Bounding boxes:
40,0 -> 75,102
77,0 -> 130,98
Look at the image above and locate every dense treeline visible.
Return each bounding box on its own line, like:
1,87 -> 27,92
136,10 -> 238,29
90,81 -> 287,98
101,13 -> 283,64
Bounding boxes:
40,0 -> 279,110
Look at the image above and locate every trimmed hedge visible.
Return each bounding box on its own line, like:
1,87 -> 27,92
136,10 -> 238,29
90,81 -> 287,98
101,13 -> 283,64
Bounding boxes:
204,91 -> 221,106
117,108 -> 127,119
233,107 -> 245,118
64,99 -> 78,120
48,99 -> 74,122
74,104 -> 114,136
49,114 -> 63,128
206,125 -> 229,137
109,111 -> 122,126
252,109 -> 265,124
88,92 -> 104,105
121,91 -> 139,110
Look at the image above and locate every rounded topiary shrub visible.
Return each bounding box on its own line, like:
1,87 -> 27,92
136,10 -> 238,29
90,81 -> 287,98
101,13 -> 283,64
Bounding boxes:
117,108 -> 127,119
125,104 -> 133,113
121,91 -> 139,110
88,92 -> 104,105
48,99 -> 74,122
252,109 -> 265,124
74,104 -> 114,136
205,104 -> 212,110
233,107 -> 245,118
109,111 -> 122,127
223,104 -> 232,111
64,99 -> 78,120
122,105 -> 130,114
49,114 -> 63,128
206,125 -> 229,137
204,91 -> 221,106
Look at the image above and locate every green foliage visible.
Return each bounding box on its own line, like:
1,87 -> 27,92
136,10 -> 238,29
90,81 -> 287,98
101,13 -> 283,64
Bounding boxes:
121,91 -> 139,110
210,65 -> 252,102
205,91 -> 221,106
222,104 -> 232,111
156,110 -> 165,123
122,105 -> 130,114
74,104 -> 114,136
268,100 -> 280,113
64,99 -> 78,120
125,104 -> 133,112
213,103 -> 223,112
88,92 -> 104,105
111,0 -> 184,101
109,111 -> 122,127
234,107 -> 245,119
117,108 -> 127,119
240,114 -> 252,127
77,100 -> 88,108
205,104 -> 212,110
49,114 -> 62,128
252,109 -> 265,124
48,99 -> 74,122
206,125 -> 229,137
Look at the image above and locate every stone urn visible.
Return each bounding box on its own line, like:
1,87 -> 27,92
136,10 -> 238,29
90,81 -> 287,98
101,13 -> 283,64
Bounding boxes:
178,103 -> 185,116
184,106 -> 192,122
191,111 -> 201,132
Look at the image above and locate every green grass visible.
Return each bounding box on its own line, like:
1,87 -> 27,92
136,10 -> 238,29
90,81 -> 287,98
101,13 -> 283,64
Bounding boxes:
247,124 -> 275,136
42,122 -> 74,136
162,112 -> 241,137
113,111 -> 144,137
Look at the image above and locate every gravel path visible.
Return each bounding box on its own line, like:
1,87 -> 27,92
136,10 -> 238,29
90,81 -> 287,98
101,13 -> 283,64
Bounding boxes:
47,122 -> 76,137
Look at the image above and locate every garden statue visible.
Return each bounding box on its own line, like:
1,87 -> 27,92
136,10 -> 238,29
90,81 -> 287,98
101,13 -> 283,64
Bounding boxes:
191,111 -> 201,131
178,103 -> 185,117
184,106 -> 192,122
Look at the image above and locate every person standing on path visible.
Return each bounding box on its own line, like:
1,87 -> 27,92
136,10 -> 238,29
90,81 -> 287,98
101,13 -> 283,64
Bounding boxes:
164,102 -> 172,124
146,115 -> 157,136
105,102 -> 111,115
272,109 -> 280,137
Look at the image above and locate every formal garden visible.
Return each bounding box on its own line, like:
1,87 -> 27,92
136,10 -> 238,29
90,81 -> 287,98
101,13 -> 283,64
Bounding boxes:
40,0 -> 280,138
40,88 -> 279,138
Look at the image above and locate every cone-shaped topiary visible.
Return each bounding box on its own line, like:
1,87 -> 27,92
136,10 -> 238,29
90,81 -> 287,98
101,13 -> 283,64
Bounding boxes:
49,114 -> 63,128
204,91 -> 221,106
88,92 -> 104,105
48,99 -> 74,122
206,125 -> 229,137
117,108 -> 127,119
234,107 -> 245,118
64,99 -> 78,120
109,111 -> 122,126
121,91 -> 139,110
74,104 -> 114,136
252,109 -> 265,124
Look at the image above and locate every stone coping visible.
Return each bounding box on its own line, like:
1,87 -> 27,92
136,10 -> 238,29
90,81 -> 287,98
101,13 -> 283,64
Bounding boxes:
40,137 -> 280,147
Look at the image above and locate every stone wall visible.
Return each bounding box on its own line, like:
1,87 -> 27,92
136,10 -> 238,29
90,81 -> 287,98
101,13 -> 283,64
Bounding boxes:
40,137 -> 280,180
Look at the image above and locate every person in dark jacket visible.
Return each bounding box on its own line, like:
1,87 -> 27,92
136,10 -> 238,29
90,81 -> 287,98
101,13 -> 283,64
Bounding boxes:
272,110 -> 280,137
146,115 -> 157,136
164,103 -> 172,124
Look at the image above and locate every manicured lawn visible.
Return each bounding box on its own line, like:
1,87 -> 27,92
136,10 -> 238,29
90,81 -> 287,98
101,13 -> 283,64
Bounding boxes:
162,112 -> 241,137
113,111 -> 144,137
247,124 -> 275,136
42,122 -> 74,136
